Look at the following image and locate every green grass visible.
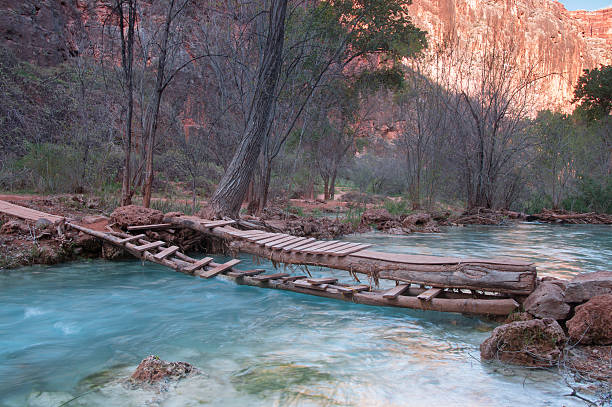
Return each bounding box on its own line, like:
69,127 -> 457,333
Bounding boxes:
382,199 -> 410,216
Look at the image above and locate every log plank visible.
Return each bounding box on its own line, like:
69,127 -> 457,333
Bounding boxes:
382,284 -> 410,299
417,288 -> 443,301
127,223 -> 172,231
184,257 -> 213,273
132,241 -> 165,252
198,259 -> 241,278
153,245 -> 179,260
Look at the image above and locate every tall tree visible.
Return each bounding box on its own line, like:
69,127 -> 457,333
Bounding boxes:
115,0 -> 137,206
573,65 -> 612,121
207,0 -> 288,218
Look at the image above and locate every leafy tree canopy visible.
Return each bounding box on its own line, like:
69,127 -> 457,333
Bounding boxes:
572,65 -> 612,121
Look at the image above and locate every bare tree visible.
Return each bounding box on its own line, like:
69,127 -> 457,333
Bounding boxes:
433,28 -> 547,209
207,0 -> 289,218
114,0 -> 137,206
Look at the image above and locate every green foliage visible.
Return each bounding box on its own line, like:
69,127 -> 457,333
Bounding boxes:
382,199 -> 410,216
328,0 -> 427,59
16,143 -> 83,193
355,66 -> 405,91
562,176 -> 612,214
343,204 -> 366,227
520,193 -> 553,215
572,65 -> 612,121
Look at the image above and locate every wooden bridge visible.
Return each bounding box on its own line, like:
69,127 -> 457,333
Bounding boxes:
0,201 -> 535,316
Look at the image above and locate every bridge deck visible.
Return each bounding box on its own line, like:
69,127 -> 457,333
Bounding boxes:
0,201 -> 530,315
0,200 -> 64,223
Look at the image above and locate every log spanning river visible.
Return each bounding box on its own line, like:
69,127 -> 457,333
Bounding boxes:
1,224 -> 610,406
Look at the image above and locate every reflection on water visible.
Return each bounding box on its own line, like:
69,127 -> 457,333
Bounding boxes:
0,224 -> 609,406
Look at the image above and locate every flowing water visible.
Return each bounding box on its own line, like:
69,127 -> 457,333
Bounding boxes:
1,224 -> 610,406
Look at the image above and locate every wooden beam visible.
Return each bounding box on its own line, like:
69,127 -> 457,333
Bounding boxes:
417,288 -> 443,301
307,277 -> 338,285
327,284 -> 370,294
281,238 -> 316,252
255,233 -> 289,246
117,234 -> 146,244
281,275 -> 308,282
382,284 -> 410,299
153,245 -> 179,260
250,233 -> 280,243
315,241 -> 355,254
162,221 -> 538,295
302,241 -> 339,254
269,236 -> 306,250
291,240 -> 330,252
264,235 -> 297,248
127,223 -> 172,231
253,273 -> 290,282
184,257 -> 214,273
293,280 -> 329,291
333,243 -> 372,256
201,219 -> 235,228
198,259 -> 241,278
226,269 -> 265,278
132,241 -> 165,252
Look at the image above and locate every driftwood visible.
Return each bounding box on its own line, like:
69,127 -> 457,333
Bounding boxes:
164,216 -> 536,295
528,209 -> 612,224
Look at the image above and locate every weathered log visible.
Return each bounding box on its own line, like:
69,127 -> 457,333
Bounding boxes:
163,218 -> 536,295
227,274 -> 519,315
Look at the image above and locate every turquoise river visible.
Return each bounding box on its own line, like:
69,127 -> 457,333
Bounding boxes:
1,223 -> 610,406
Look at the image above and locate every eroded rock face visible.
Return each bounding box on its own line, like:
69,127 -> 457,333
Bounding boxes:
480,318 -> 566,367
567,294 -> 612,345
129,355 -> 199,386
110,205 -> 164,229
406,0 -> 612,112
564,271 -> 612,303
523,281 -> 571,320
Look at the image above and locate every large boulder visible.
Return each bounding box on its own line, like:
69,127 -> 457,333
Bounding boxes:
110,205 -> 163,229
480,318 -> 566,367
401,212 -> 431,227
129,355 -> 199,386
564,271 -> 612,303
361,208 -> 395,225
522,281 -> 571,320
566,294 -> 612,345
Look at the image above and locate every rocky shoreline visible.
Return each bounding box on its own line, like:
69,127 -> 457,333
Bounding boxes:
480,271 -> 612,402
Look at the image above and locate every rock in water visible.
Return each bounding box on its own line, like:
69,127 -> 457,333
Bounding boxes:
129,355 -> 199,386
522,281 -> 571,320
566,294 -> 612,345
564,271 -> 612,303
480,319 -> 566,367
110,205 -> 164,229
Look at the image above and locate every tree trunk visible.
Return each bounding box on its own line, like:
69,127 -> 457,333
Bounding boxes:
143,0 -> 174,208
208,0 -> 288,218
257,161 -> 272,215
322,175 -> 329,200
119,0 -> 136,206
329,167 -> 337,200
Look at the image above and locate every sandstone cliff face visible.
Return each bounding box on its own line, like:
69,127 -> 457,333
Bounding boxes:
406,0 -> 611,111
0,0 -> 609,111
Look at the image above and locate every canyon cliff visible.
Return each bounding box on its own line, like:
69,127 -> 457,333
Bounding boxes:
406,0 -> 611,111
0,0 -> 610,111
